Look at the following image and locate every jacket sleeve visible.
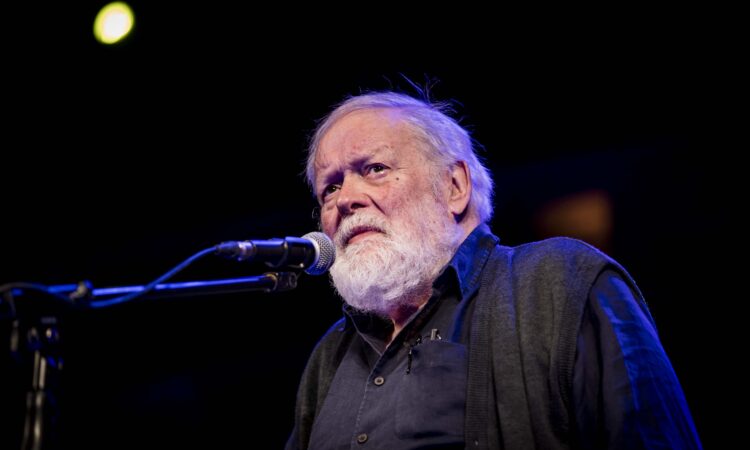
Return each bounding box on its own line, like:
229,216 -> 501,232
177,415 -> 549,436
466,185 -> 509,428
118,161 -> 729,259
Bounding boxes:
572,269 -> 703,449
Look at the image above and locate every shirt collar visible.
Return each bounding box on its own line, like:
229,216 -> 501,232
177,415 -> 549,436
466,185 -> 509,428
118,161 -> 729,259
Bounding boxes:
447,223 -> 501,301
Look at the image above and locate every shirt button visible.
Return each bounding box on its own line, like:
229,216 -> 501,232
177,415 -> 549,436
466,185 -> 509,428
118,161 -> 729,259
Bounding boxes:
357,433 -> 368,444
373,376 -> 385,386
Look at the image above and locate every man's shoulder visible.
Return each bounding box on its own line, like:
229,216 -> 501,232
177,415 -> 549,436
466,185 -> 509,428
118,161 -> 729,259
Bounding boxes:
317,317 -> 348,344
498,236 -> 615,276
308,317 -> 351,358
510,236 -> 610,261
322,316 -> 348,336
483,237 -> 622,320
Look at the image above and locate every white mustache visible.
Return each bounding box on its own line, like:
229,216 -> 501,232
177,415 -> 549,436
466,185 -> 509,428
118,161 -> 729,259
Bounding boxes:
334,214 -> 388,248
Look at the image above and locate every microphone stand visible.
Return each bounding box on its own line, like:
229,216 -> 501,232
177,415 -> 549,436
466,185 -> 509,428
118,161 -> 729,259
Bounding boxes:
4,271 -> 299,450
74,271 -> 299,302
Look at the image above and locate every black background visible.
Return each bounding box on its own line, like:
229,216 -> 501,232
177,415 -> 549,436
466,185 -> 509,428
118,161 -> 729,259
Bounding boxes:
1,2 -> 738,448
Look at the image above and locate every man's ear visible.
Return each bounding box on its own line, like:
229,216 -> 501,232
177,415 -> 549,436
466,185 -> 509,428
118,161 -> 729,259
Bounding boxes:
447,161 -> 472,219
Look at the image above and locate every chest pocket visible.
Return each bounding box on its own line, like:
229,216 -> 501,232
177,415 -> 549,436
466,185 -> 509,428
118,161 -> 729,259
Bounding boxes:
395,340 -> 467,439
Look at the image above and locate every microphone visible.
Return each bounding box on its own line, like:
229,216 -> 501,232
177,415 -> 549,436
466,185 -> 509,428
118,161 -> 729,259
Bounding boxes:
214,231 -> 335,275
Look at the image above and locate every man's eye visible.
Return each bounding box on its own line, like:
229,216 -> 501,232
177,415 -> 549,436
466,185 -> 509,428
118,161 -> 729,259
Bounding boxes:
322,184 -> 340,199
365,164 -> 387,175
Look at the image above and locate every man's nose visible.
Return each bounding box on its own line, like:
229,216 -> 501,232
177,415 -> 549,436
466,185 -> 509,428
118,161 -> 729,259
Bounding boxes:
336,176 -> 370,216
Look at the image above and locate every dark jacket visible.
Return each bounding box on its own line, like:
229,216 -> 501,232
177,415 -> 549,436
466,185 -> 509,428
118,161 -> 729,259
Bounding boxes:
286,225 -> 701,449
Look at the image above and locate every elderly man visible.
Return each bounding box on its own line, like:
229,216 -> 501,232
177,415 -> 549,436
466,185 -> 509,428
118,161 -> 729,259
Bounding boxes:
286,92 -> 702,449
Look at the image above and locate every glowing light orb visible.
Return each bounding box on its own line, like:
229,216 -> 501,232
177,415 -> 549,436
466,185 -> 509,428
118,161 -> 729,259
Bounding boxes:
93,2 -> 135,45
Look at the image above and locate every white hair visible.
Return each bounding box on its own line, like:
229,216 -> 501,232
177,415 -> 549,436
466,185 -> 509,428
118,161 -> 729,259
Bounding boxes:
305,91 -> 495,223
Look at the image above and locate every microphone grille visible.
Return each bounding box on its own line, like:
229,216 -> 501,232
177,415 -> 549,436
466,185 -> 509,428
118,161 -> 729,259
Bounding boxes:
302,231 -> 336,275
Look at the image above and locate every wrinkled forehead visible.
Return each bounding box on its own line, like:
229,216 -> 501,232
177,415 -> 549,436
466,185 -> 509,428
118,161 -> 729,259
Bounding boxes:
313,109 -> 422,172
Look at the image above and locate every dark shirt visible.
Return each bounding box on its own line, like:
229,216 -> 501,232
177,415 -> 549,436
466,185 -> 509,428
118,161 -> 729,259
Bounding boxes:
304,227 -> 700,449
308,267 -> 467,450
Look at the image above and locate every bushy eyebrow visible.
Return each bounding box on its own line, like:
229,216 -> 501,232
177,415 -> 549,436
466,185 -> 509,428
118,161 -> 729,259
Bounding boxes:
315,145 -> 393,188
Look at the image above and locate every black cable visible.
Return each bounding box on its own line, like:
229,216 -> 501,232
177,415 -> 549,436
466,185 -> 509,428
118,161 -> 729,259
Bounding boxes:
86,247 -> 216,308
1,247 -> 217,309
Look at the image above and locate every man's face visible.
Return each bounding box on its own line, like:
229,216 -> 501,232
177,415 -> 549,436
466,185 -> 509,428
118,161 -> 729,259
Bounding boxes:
313,109 -> 462,315
314,109 -> 444,247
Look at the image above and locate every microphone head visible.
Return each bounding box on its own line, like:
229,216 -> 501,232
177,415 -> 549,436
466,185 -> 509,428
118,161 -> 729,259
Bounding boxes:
302,231 -> 336,275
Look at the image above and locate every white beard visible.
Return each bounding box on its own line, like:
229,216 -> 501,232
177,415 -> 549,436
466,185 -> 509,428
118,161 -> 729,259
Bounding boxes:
329,194 -> 463,318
